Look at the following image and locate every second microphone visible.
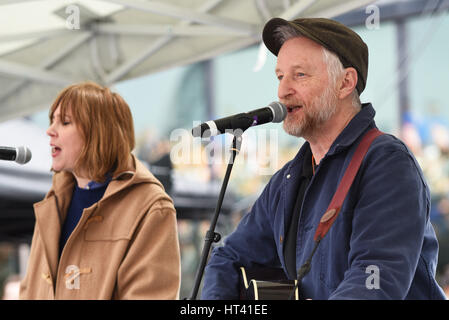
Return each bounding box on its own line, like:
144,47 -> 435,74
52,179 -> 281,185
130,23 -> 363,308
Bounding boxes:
192,102 -> 287,138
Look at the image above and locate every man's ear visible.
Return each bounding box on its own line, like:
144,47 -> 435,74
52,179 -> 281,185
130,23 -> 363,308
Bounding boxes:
338,67 -> 358,99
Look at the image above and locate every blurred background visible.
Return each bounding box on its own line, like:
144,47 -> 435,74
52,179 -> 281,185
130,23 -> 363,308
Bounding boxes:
1,0 -> 449,299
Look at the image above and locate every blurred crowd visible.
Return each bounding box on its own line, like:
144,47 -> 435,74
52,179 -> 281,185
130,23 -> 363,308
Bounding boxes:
401,112 -> 449,295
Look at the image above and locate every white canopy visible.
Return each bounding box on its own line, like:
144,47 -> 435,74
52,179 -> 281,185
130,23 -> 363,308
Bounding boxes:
0,0 -> 374,122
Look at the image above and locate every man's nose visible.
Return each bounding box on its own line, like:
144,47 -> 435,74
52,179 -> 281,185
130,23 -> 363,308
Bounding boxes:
278,77 -> 295,100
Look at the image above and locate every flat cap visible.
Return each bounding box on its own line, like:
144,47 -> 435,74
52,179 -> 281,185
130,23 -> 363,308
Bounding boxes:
263,17 -> 368,94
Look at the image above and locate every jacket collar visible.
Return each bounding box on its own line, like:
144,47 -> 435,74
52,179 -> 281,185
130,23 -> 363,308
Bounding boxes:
286,103 -> 376,172
326,103 -> 376,156
102,154 -> 163,200
47,154 -> 162,201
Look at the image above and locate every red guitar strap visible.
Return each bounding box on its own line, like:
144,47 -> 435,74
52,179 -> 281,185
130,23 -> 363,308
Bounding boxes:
313,128 -> 384,242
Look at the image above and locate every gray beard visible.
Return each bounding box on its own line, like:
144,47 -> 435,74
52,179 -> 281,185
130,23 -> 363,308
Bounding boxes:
283,85 -> 338,138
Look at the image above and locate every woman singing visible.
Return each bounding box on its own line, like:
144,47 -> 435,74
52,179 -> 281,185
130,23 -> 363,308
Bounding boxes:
20,82 -> 180,299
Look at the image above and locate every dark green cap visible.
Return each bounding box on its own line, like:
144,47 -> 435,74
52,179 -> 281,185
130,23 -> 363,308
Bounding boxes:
262,17 -> 369,94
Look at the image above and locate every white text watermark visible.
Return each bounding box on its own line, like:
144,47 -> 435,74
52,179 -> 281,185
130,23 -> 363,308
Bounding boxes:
170,124 -> 281,175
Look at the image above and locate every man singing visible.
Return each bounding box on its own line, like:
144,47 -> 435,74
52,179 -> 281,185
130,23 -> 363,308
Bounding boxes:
201,17 -> 446,300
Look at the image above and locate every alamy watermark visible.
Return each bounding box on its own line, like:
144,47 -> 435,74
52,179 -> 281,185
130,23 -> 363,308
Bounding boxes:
365,4 -> 380,30
65,265 -> 80,290
170,123 -> 281,176
365,265 -> 380,290
65,4 -> 80,30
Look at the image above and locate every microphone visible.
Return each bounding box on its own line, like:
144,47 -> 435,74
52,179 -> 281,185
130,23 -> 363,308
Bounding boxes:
192,102 -> 287,137
0,146 -> 32,164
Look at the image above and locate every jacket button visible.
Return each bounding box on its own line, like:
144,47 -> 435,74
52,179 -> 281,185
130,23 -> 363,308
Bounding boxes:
41,272 -> 52,285
286,174 -> 291,179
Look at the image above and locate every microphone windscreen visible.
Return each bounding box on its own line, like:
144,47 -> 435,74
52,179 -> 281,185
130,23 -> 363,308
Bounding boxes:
16,146 -> 32,164
269,102 -> 287,123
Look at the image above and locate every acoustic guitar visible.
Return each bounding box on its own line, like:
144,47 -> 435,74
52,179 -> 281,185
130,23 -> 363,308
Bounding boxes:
239,266 -> 299,300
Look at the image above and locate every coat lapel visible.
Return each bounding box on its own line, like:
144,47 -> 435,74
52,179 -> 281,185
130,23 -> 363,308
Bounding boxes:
33,175 -> 75,280
33,196 -> 62,280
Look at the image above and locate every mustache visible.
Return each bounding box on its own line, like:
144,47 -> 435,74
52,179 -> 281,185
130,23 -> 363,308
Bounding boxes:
280,99 -> 304,107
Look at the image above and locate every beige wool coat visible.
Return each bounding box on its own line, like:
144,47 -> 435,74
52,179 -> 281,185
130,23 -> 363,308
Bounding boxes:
20,155 -> 181,299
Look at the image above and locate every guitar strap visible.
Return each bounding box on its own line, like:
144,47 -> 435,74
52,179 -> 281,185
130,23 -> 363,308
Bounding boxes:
314,127 -> 384,241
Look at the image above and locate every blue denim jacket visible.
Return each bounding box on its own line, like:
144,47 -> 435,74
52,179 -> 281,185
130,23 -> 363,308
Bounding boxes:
201,103 -> 446,300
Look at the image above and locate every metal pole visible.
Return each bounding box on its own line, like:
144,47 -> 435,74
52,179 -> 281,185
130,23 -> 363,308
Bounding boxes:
396,18 -> 410,132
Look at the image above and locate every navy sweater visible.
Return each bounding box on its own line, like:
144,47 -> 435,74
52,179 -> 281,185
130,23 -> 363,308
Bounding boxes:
59,181 -> 109,256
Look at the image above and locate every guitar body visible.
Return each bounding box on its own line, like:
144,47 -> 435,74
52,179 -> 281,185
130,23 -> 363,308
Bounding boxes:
239,266 -> 299,300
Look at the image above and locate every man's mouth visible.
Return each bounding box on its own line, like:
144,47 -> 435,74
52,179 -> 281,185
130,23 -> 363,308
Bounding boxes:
287,105 -> 303,113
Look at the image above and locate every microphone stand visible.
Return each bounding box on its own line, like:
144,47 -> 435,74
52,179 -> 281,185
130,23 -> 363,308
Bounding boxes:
189,133 -> 243,300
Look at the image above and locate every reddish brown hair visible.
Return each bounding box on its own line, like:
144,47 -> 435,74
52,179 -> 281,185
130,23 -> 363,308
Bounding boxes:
49,82 -> 135,182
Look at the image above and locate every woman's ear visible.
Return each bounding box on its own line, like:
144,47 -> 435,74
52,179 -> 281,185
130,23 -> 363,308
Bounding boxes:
338,67 -> 358,100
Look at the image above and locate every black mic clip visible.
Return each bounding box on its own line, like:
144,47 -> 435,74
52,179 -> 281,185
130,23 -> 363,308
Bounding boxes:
205,230 -> 221,243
